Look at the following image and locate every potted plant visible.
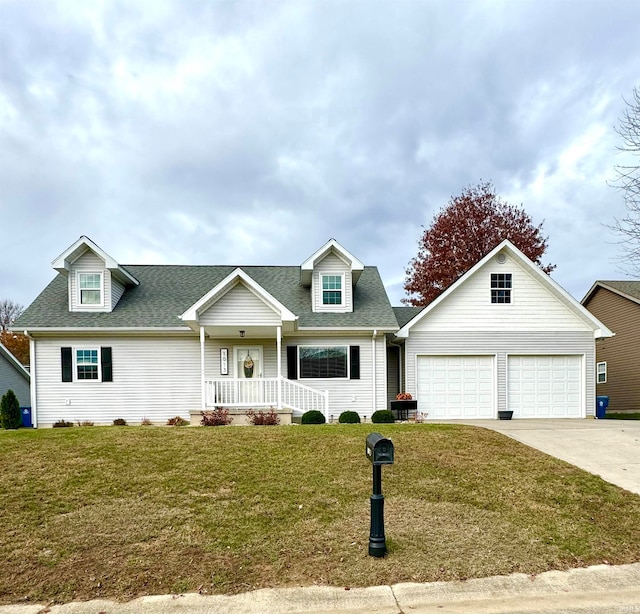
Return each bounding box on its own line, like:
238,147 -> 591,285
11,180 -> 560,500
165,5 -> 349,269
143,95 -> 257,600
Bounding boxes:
390,392 -> 417,420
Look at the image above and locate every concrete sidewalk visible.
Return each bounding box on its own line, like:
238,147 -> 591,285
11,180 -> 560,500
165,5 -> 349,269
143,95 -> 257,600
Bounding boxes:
437,419 -> 640,495
1,563 -> 640,613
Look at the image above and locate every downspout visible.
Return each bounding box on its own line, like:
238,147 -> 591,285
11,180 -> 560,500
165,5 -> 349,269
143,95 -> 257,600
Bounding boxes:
25,331 -> 37,428
372,330 -> 377,415
276,325 -> 282,409
200,326 -> 206,411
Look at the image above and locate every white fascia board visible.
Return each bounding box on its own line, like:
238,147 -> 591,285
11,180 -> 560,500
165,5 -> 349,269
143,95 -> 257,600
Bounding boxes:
180,268 -> 297,323
396,240 -> 615,338
51,236 -> 139,286
296,326 -> 398,333
0,342 -> 30,379
300,239 -> 365,285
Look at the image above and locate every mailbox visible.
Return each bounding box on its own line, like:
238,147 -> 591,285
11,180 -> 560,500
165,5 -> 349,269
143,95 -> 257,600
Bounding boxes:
366,432 -> 394,465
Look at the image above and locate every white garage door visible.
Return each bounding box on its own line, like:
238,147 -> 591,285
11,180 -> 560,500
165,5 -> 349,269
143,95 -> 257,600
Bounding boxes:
417,356 -> 494,419
507,355 -> 582,418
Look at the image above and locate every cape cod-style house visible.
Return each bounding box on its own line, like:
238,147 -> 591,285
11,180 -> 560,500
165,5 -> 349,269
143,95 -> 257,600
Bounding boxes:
15,236 -> 612,426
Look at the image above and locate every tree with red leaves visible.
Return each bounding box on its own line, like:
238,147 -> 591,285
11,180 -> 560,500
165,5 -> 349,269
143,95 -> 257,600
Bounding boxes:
404,182 -> 554,306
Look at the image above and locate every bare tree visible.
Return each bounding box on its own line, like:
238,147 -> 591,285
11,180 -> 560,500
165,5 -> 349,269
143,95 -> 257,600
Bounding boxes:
0,300 -> 24,331
609,86 -> 640,273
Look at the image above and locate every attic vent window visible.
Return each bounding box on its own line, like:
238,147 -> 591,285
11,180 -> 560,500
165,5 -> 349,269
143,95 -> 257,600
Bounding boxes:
79,273 -> 103,306
322,274 -> 343,305
491,273 -> 512,304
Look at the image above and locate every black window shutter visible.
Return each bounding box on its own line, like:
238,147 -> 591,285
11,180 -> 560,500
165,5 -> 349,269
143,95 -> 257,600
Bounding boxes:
350,346 -> 360,380
101,347 -> 113,382
286,346 -> 298,380
61,347 -> 73,382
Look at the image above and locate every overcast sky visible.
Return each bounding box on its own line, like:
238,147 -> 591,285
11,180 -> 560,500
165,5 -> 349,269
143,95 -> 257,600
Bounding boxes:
1,0 -> 639,311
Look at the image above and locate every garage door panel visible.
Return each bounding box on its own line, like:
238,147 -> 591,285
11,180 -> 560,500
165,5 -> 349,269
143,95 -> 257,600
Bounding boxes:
418,355 -> 494,419
508,355 -> 582,418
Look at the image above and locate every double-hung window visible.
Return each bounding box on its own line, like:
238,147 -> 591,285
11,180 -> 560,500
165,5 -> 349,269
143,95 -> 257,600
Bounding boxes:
596,361 -> 607,384
299,346 -> 348,378
76,349 -> 99,380
78,273 -> 103,306
322,275 -> 343,306
491,273 -> 512,304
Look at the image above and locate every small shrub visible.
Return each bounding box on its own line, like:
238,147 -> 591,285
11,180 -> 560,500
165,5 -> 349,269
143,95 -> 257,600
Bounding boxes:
113,418 -> 128,426
53,419 -> 73,428
246,408 -> 280,426
201,408 -> 232,426
338,411 -> 361,424
0,389 -> 21,429
371,410 -> 395,424
76,420 -> 95,427
140,417 -> 153,426
301,410 -> 326,425
167,416 -> 189,426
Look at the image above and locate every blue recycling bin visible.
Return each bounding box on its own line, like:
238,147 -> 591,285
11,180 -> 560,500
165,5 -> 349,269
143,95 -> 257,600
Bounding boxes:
596,396 -> 609,419
21,407 -> 33,428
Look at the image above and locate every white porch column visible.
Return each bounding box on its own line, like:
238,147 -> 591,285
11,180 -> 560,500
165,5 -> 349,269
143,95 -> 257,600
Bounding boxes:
200,326 -> 206,410
372,330 -> 378,414
276,325 -> 282,409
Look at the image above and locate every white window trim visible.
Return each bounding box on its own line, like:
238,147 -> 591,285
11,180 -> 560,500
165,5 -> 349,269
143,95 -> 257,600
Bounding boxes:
596,361 -> 607,384
320,272 -> 345,307
490,272 -> 513,304
298,344 -> 349,380
73,347 -> 102,382
76,271 -> 105,309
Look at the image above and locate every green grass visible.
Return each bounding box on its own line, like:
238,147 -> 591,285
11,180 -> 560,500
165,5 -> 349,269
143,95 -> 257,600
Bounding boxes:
605,412 -> 640,420
2,424 -> 640,605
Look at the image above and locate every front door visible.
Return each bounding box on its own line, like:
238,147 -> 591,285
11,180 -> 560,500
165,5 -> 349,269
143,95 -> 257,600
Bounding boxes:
235,346 -> 263,404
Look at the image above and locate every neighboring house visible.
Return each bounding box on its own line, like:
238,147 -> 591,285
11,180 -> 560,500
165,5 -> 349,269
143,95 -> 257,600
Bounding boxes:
0,342 -> 30,408
582,281 -> 640,413
15,236 -> 612,427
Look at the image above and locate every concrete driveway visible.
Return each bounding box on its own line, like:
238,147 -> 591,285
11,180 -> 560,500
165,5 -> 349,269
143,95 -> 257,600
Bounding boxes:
444,419 -> 640,495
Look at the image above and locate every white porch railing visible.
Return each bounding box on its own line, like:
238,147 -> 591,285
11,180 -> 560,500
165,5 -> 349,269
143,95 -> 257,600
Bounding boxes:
205,377 -> 329,416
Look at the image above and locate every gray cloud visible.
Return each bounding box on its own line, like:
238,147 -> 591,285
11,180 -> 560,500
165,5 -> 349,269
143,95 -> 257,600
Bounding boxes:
1,0 -> 639,307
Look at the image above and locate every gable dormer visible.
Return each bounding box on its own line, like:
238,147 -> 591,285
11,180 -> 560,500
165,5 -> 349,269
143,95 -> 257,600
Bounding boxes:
300,239 -> 365,313
52,236 -> 139,313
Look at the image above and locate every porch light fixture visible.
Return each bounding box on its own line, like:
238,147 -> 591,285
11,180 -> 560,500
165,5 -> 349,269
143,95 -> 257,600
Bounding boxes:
239,330 -> 245,338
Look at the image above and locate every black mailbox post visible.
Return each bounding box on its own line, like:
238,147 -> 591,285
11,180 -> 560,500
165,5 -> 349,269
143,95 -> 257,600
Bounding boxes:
366,433 -> 394,557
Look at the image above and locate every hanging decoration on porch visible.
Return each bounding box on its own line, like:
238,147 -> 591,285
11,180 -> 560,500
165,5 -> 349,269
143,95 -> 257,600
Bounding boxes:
243,352 -> 255,378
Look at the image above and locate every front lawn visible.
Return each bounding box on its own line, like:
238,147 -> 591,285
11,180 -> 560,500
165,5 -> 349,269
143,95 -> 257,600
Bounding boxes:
1,424 -> 640,605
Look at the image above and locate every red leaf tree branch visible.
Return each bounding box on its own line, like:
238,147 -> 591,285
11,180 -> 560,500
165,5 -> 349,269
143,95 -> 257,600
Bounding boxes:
404,182 -> 555,306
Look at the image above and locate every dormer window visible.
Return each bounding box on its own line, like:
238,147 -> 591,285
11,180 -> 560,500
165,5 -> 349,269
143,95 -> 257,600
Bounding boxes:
79,272 -> 103,306
322,274 -> 343,306
491,273 -> 512,304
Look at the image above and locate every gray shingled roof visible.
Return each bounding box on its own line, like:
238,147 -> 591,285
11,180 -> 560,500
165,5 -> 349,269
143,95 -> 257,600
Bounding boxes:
595,281 -> 640,303
16,265 -> 400,330
392,306 -> 425,328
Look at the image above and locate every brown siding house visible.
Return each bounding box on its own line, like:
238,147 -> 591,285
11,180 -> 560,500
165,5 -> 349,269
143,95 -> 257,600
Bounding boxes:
582,281 -> 640,413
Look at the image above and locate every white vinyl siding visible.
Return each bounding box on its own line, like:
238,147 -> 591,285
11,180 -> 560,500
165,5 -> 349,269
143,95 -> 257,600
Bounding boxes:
69,250 -> 112,312
417,355 -> 495,419
111,277 -> 126,309
411,252 -> 592,333
281,334 -> 386,419
312,253 -> 353,313
405,331 -> 596,417
199,283 -> 282,326
33,335 -> 201,426
507,355 -> 583,418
